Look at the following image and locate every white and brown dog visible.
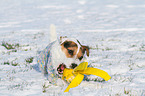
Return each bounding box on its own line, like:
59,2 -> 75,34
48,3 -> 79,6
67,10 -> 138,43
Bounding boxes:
37,25 -> 89,86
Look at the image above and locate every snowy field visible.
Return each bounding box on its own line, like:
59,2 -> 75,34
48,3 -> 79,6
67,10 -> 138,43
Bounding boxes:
0,0 -> 145,96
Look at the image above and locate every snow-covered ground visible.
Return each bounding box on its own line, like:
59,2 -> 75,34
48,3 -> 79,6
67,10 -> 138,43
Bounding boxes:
0,0 -> 145,95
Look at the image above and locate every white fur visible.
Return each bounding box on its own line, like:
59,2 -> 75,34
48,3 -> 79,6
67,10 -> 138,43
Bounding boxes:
47,25 -> 81,86
50,39 -> 80,74
49,25 -> 80,69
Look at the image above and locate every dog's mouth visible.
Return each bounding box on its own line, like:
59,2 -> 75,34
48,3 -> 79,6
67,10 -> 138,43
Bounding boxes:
57,63 -> 66,74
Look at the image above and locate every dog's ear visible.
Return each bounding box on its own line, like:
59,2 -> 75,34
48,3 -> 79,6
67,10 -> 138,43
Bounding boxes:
77,40 -> 89,57
82,46 -> 89,57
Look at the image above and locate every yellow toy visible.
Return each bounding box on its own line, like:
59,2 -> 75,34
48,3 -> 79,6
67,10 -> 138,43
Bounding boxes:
62,61 -> 111,92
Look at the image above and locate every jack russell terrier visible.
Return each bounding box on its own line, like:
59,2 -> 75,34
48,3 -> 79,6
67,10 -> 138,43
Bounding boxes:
37,25 -> 89,86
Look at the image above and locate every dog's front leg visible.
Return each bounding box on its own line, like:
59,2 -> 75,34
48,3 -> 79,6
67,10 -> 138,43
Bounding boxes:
70,63 -> 78,69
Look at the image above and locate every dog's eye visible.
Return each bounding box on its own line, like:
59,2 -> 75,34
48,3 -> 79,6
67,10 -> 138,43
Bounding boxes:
68,49 -> 73,55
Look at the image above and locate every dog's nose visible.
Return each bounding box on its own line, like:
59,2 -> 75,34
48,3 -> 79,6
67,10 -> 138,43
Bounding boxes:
78,56 -> 83,61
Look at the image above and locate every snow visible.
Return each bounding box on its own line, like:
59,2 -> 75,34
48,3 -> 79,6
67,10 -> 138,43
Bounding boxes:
0,0 -> 145,96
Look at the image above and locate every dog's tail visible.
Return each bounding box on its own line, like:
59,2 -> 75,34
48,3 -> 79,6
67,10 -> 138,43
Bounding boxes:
49,24 -> 57,43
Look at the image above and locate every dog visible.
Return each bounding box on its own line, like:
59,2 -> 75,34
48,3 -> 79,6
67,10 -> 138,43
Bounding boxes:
37,25 -> 89,86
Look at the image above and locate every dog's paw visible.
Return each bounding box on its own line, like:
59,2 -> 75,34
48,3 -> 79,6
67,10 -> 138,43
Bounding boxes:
70,63 -> 78,69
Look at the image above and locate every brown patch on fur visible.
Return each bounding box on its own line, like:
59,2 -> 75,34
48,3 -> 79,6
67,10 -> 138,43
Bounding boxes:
82,46 -> 90,56
61,41 -> 78,58
77,46 -> 89,60
61,38 -> 90,60
76,40 -> 90,60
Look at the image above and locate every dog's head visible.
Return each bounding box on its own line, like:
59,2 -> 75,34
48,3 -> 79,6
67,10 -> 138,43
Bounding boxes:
60,36 -> 89,61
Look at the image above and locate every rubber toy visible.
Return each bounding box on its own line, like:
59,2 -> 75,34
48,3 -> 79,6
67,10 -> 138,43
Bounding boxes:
62,62 -> 111,92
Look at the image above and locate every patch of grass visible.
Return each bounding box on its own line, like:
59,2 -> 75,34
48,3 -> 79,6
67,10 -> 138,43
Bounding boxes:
24,49 -> 28,51
124,88 -> 131,95
25,57 -> 34,63
2,42 -> 20,50
112,74 -> 134,83
105,47 -> 113,51
4,62 -> 10,65
139,44 -> 145,51
130,44 -> 137,48
1,42 -> 30,54
11,62 -> 19,66
1,42 -> 20,54
8,81 -> 30,91
42,83 -> 51,93
3,61 -> 19,66
90,45 -> 113,51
